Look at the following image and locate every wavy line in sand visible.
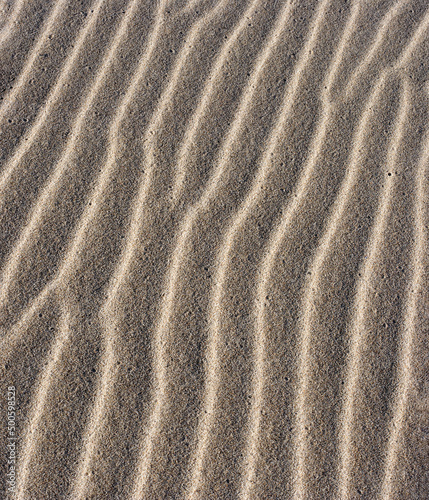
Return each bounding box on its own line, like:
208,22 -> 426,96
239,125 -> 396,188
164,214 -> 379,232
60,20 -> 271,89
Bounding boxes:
57,2 -> 190,496
238,3 -> 421,486
240,1 -> 368,496
380,110 -> 429,500
1,1 -> 428,497
119,1 -> 296,496
0,0 -> 78,123
170,0 -> 263,204
0,0 -> 30,48
15,304 -> 73,499
290,7 -> 429,491
335,9 -> 429,495
342,0 -> 413,101
0,0 -> 110,200
0,0 -> 140,307
0,0 -> 210,357
126,1 -> 325,497
70,2 -> 242,496
235,5 -> 429,497
290,72 -> 390,500
336,77 -> 410,500
0,2 -> 222,314
0,0 -> 161,372
181,0 -> 350,497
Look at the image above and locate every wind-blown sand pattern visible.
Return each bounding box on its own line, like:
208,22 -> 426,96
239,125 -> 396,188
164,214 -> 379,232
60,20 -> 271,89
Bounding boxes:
0,0 -> 428,498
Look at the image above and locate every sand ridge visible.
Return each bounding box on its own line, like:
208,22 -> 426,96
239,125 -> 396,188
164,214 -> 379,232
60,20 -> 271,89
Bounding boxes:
0,0 -> 428,498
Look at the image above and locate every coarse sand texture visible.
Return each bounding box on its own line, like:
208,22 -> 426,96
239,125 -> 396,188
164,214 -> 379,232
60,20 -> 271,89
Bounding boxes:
0,0 -> 428,498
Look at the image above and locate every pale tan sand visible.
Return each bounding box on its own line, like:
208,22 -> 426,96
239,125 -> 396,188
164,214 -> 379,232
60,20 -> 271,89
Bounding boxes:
0,0 -> 428,498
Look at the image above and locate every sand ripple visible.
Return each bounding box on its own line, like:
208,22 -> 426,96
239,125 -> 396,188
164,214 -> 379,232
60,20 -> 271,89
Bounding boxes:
0,0 -> 428,498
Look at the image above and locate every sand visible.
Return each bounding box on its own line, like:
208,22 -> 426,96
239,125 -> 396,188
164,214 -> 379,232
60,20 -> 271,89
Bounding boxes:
0,0 -> 428,498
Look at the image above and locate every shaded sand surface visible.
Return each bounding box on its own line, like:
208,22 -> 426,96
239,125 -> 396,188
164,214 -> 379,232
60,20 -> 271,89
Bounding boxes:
1,0 -> 429,498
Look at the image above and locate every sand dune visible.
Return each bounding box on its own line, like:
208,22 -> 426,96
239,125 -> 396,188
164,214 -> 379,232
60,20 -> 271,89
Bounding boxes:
1,0 -> 428,498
